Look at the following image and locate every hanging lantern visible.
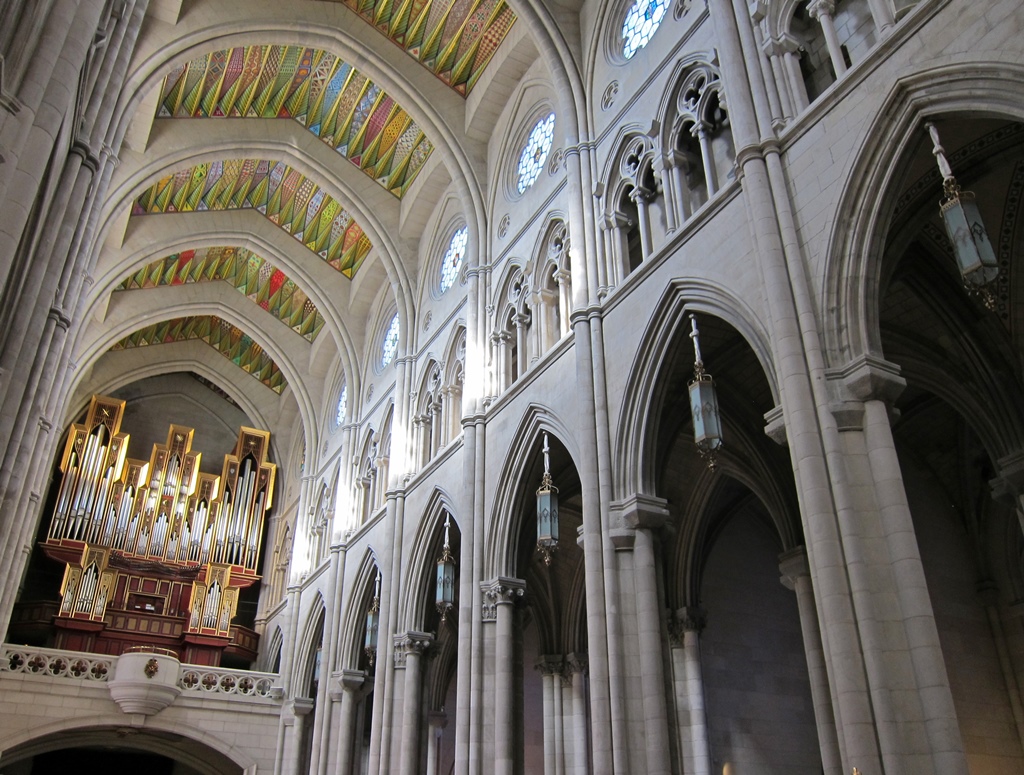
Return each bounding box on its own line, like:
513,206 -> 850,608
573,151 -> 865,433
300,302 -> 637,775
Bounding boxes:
926,122 -> 998,309
364,570 -> 381,666
435,513 -> 456,624
536,433 -> 559,565
688,315 -> 722,471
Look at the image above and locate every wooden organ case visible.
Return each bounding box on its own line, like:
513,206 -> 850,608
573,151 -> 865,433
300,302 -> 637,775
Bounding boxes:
39,395 -> 276,666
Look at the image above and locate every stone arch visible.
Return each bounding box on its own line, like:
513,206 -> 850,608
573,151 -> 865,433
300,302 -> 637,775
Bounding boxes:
0,720 -> 256,775
485,403 -> 581,579
260,623 -> 286,673
823,61 -> 1024,365
337,547 -> 383,669
397,487 -> 461,632
613,279 -> 777,498
66,301 -> 320,462
293,593 -> 327,699
108,18 -> 490,258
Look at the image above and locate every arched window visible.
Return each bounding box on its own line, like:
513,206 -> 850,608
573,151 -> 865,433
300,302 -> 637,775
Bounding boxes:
603,135 -> 659,281
440,226 -> 468,293
492,269 -> 531,392
529,221 -> 572,355
335,383 -> 348,429
621,0 -> 670,60
517,113 -> 555,194
661,64 -> 735,226
381,314 -> 400,368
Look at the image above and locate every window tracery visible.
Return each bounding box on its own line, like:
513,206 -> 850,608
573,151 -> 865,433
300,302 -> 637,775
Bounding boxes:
517,114 -> 556,194
440,226 -> 468,293
335,383 -> 348,429
381,314 -> 400,368
622,0 -> 671,60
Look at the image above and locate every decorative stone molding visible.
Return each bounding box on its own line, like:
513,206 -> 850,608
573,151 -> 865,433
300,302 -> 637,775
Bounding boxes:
394,630 -> 433,666
338,668 -> 368,695
807,0 -> 836,21
108,649 -> 181,715
612,493 -> 670,530
670,606 -> 707,644
290,697 -> 315,717
565,652 -> 588,676
825,355 -> 906,430
536,655 -> 564,677
764,405 -> 787,445
778,546 -> 810,591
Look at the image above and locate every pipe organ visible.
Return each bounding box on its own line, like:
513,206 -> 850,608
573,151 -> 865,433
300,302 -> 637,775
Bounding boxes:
39,395 -> 276,666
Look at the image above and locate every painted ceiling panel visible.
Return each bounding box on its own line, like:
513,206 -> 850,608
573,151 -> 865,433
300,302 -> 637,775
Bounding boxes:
324,0 -> 516,95
112,316 -> 287,394
132,159 -> 373,278
117,247 -> 327,342
157,46 -> 434,198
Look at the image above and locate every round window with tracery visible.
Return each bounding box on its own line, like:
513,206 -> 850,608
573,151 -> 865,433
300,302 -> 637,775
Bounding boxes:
440,226 -> 468,293
516,113 -> 555,194
381,314 -> 400,368
622,0 -> 669,60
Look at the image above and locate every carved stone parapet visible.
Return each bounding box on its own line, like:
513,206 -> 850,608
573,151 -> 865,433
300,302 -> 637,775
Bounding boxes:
778,546 -> 810,591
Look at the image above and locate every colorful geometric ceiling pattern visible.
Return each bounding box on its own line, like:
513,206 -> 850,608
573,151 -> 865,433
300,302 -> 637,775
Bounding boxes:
131,159 -> 372,278
117,247 -> 326,342
157,46 -> 433,198
112,316 -> 287,394
326,0 -> 516,95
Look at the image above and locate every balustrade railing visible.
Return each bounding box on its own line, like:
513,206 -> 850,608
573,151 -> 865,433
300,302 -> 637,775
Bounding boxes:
2,644 -> 112,681
1,643 -> 279,700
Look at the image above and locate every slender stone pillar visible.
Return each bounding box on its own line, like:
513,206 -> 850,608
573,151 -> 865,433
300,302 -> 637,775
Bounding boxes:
779,547 -> 842,775
566,654 -> 589,775
284,698 -> 315,775
615,495 -> 672,775
673,608 -> 711,775
398,632 -> 433,775
336,670 -> 369,775
807,0 -> 849,78
485,577 -> 525,775
538,656 -> 563,775
426,710 -> 448,775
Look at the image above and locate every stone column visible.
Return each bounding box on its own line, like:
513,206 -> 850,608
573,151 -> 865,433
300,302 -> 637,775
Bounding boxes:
485,577 -> 525,775
629,188 -> 652,264
807,0 -> 848,78
671,608 -> 711,775
615,495 -> 672,775
426,710 -> 448,775
284,697 -> 315,775
336,670 -> 369,775
566,654 -> 589,775
553,269 -> 571,337
398,631 -> 433,775
692,123 -> 718,196
865,0 -> 896,34
537,656 -> 564,775
776,34 -> 808,112
779,547 -> 842,775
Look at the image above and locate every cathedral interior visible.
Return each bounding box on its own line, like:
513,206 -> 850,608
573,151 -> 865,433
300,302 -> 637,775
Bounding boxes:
0,1 -> 1023,774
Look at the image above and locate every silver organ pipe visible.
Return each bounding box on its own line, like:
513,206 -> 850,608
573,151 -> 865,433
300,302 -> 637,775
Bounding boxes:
47,398 -> 277,637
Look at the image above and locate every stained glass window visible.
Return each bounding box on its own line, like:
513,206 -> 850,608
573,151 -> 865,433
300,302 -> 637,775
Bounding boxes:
516,113 -> 556,194
622,0 -> 669,60
335,384 -> 348,428
381,314 -> 400,368
440,227 -> 469,293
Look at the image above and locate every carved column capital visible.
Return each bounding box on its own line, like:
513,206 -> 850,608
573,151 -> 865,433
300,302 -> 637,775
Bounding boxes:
670,606 -> 707,643
807,0 -> 836,21
481,576 -> 525,620
611,493 -> 670,530
393,630 -> 433,666
535,655 -> 564,677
